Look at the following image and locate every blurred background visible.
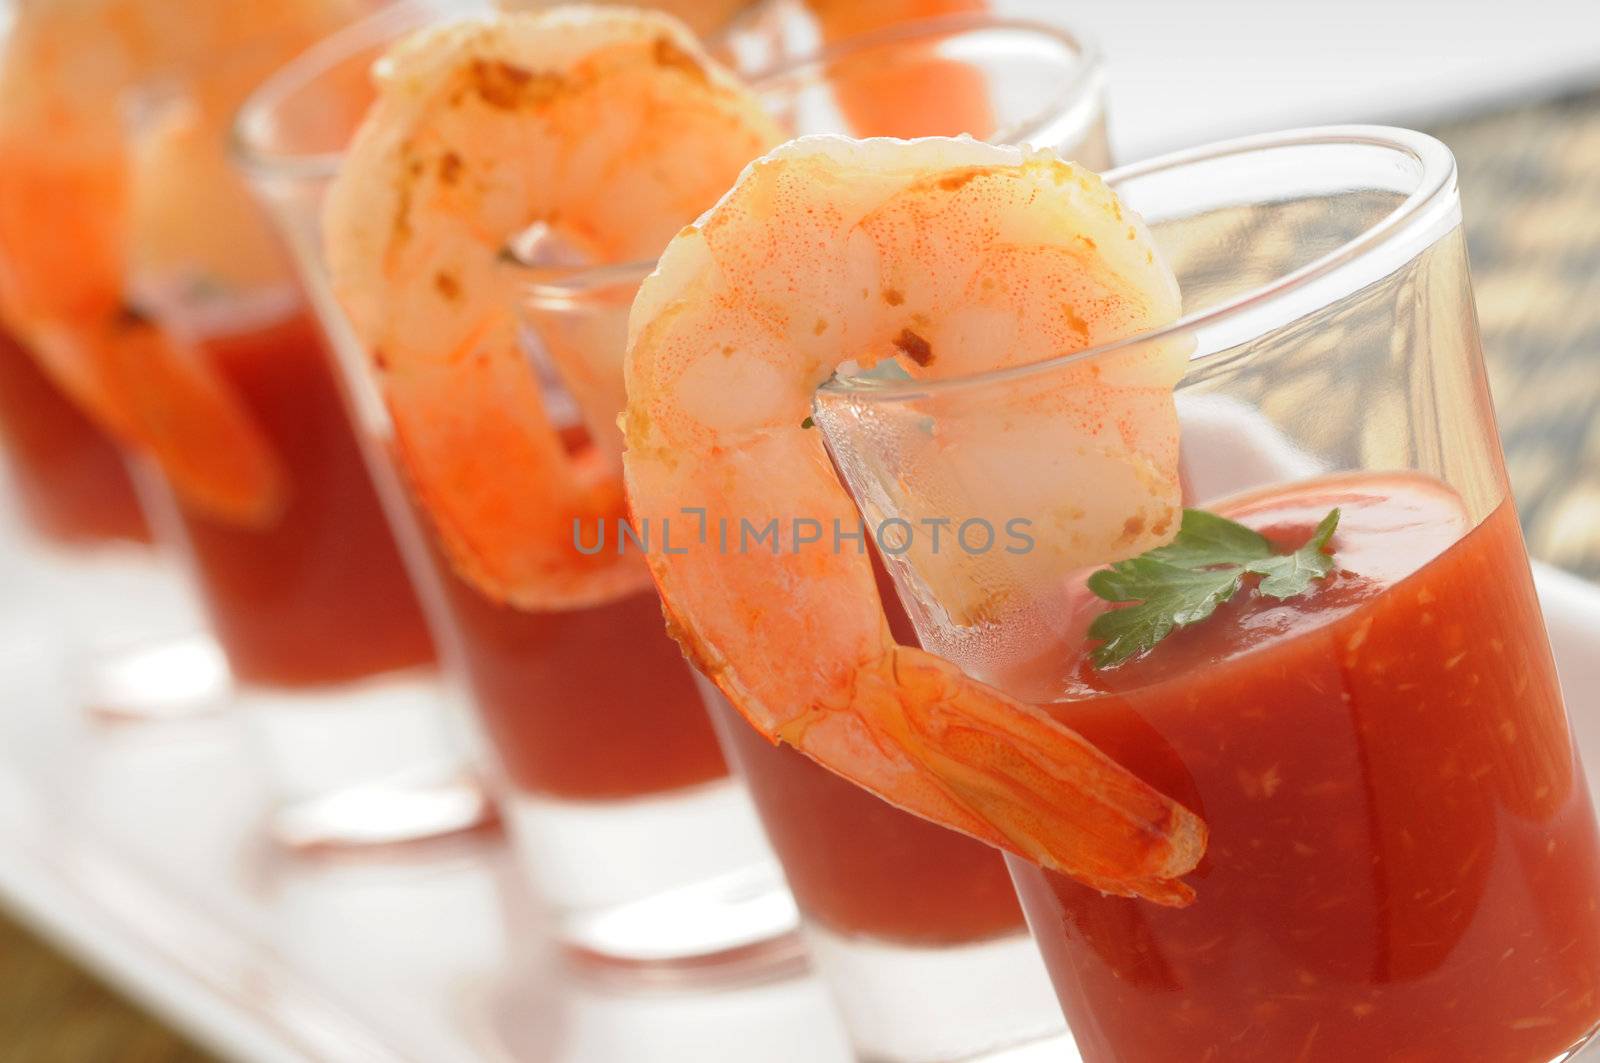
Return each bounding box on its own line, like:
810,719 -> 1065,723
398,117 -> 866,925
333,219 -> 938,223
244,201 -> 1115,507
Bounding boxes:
2,0 -> 1598,1058
1091,0 -> 1600,582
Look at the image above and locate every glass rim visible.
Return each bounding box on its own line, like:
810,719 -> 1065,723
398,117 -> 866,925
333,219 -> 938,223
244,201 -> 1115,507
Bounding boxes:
741,10 -> 1103,146
231,0 -> 436,184
231,2 -> 1101,189
811,124 -> 1460,404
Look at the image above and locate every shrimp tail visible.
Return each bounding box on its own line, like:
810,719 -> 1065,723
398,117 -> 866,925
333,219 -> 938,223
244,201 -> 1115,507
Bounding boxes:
879,646 -> 1202,905
28,313 -> 288,526
761,637 -> 1205,906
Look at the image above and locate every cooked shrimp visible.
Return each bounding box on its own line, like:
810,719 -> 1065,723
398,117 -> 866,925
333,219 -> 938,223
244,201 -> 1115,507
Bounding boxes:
0,0 -> 361,522
802,0 -> 988,36
801,0 -> 993,139
622,135 -> 1204,903
323,7 -> 783,609
506,0 -> 994,139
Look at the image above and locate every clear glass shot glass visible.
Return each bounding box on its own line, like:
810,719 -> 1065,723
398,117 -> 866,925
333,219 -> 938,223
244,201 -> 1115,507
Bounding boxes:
133,283 -> 492,849
0,322 -> 226,722
122,77 -> 489,847
726,13 -> 1105,1062
233,0 -> 794,974
519,13 -> 1103,1057
512,10 -> 1113,1037
814,127 -> 1600,1063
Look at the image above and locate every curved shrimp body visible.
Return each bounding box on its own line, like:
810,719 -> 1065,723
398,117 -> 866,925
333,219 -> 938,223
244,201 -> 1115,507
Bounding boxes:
323,7 -> 783,609
0,0 -> 358,524
623,136 -> 1204,904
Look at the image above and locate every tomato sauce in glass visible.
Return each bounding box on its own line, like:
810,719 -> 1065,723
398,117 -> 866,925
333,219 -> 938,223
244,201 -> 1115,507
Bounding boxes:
717,554 -> 1026,944
173,308 -> 435,686
0,324 -> 149,545
437,566 -> 730,801
1010,474 -> 1600,1062
719,711 -> 1025,943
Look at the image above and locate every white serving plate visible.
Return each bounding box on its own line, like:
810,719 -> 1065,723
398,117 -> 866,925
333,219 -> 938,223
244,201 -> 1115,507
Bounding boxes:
1,527 -> 1598,1063
0,557 -> 849,1063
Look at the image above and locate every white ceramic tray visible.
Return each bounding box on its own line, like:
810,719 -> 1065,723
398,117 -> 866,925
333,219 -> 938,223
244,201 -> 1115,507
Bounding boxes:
1,524 -> 1598,1063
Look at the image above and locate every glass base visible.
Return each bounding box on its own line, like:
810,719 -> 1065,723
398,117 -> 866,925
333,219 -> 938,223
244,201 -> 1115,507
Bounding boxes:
237,669 -> 495,850
804,923 -> 1066,1063
503,780 -> 801,976
487,961 -> 854,1062
16,537 -> 226,722
979,1034 -> 1084,1063
79,630 -> 230,722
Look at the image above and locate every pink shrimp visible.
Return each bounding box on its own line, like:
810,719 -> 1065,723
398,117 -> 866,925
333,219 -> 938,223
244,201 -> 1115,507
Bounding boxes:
322,7 -> 783,608
623,135 -> 1205,904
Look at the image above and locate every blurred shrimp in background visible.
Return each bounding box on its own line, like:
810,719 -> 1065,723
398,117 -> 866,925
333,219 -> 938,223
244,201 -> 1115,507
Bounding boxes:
799,0 -> 992,136
0,0 -> 985,530
503,0 -> 996,137
0,0 -> 373,522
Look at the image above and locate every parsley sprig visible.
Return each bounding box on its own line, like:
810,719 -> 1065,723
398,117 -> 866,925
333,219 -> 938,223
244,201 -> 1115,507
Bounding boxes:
1087,508 -> 1341,668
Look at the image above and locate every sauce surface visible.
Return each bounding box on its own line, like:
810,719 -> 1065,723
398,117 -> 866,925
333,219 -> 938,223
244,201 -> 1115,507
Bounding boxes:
1012,474 -> 1600,1062
441,567 -> 730,801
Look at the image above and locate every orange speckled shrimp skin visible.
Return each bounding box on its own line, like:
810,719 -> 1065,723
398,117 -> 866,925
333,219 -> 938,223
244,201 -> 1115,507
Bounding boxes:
623,135 -> 1205,904
323,7 -> 783,609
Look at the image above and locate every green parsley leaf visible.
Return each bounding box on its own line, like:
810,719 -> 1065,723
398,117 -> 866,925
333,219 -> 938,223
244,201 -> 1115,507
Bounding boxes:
1146,508 -> 1274,567
1088,507 -> 1341,668
1251,508 -> 1339,599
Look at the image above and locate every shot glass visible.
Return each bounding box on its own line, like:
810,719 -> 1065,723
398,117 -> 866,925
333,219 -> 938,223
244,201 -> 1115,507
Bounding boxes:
136,280 -> 492,849
123,80 -> 488,848
233,0 -> 793,972
521,11 -> 1105,1052
814,127 -> 1600,1062
0,206 -> 222,724
704,13 -> 1109,1061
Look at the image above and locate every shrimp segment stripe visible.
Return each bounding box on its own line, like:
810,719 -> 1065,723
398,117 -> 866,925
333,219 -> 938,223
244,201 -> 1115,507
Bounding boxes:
624,135 -> 1206,903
